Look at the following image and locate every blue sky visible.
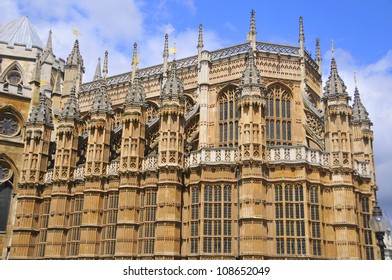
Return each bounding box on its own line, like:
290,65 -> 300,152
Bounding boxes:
2,0 -> 392,220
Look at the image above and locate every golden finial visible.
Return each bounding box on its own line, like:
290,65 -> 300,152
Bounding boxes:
331,39 -> 335,56
169,42 -> 177,55
72,29 -> 81,36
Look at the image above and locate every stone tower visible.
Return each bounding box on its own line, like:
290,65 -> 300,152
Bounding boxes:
155,58 -> 185,259
44,86 -> 82,258
79,53 -> 113,257
10,90 -> 53,259
322,45 -> 358,259
116,43 -> 147,259
61,40 -> 84,110
237,10 -> 268,257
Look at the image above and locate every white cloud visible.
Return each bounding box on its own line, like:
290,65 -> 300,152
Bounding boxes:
0,0 -> 22,22
139,26 -> 223,69
323,48 -> 392,217
4,0 -> 143,81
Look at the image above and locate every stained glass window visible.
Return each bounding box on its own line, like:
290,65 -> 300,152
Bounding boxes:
266,85 -> 292,146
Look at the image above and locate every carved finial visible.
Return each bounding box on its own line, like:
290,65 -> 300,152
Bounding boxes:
132,42 -> 138,66
299,16 -> 304,41
250,9 -> 256,35
163,33 -> 169,59
248,9 -> 257,51
163,33 -> 169,80
131,42 -> 139,83
316,38 -> 321,58
103,50 -> 108,80
315,38 -> 322,74
198,24 -> 204,49
354,72 -> 357,88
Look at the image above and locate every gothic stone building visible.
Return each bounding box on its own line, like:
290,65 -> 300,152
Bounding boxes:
0,11 -> 379,260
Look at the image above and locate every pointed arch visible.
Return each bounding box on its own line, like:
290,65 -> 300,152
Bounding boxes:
0,60 -> 27,86
265,82 -> 293,146
217,84 -> 240,147
0,104 -> 26,123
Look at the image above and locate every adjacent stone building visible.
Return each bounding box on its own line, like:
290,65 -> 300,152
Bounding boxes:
0,16 -> 64,259
0,11 -> 382,259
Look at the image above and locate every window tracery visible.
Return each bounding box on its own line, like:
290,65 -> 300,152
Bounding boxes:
203,184 -> 232,254
146,102 -> 158,123
0,161 -> 12,182
1,64 -> 24,94
275,183 -> 306,256
218,86 -> 240,147
0,112 -> 20,137
266,84 -> 292,146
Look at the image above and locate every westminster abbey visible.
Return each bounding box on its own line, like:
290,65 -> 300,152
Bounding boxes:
0,11 -> 380,260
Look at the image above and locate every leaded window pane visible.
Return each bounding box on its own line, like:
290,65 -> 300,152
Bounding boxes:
0,182 -> 12,231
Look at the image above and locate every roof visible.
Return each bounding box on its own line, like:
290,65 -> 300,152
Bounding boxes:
0,16 -> 43,49
81,41 -> 318,92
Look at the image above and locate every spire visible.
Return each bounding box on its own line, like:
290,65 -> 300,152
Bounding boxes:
299,16 -> 305,57
323,43 -> 349,98
93,57 -> 102,81
163,33 -> 169,79
103,50 -> 108,80
163,33 -> 169,59
352,75 -> 372,125
131,42 -> 138,83
27,90 -> 53,127
59,86 -> 81,121
41,30 -> 54,63
161,59 -> 184,102
299,16 -> 305,43
248,9 -> 257,51
66,39 -> 83,66
45,30 -> 53,52
126,69 -> 145,107
197,24 -> 204,49
316,37 -> 322,74
91,81 -> 113,114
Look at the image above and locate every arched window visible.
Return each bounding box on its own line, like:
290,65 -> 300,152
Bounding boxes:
0,62 -> 25,95
218,86 -> 240,147
0,161 -> 13,231
266,84 -> 292,146
0,107 -> 22,137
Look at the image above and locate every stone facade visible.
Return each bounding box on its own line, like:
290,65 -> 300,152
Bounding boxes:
0,11 -> 382,260
0,17 -> 64,259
